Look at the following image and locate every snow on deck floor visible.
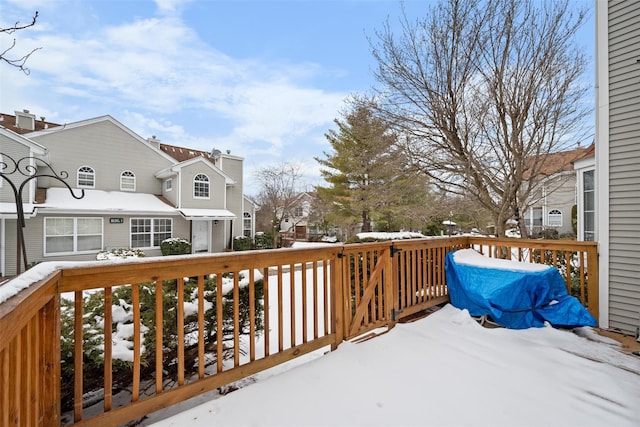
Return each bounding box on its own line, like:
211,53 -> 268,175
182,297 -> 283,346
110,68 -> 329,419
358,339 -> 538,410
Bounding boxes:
150,304 -> 640,427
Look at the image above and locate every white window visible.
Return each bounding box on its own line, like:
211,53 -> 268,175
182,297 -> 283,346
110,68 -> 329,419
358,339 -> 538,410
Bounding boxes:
120,170 -> 136,191
165,178 -> 173,192
45,217 -> 103,255
548,209 -> 562,227
583,170 -> 595,241
194,173 -> 210,198
130,218 -> 172,248
243,211 -> 252,237
295,207 -> 304,217
77,166 -> 95,188
525,207 -> 543,227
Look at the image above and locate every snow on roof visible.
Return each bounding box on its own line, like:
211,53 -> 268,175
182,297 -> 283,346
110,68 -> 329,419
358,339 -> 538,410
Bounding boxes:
36,188 -> 178,214
0,202 -> 36,217
179,208 -> 236,220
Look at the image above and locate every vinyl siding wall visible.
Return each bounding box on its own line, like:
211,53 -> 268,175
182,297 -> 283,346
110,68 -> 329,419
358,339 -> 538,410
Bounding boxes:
179,163 -> 227,209
14,214 -> 190,269
523,172 -> 577,237
0,135 -> 36,204
29,120 -> 173,193
542,173 -> 577,236
607,0 -> 640,333
220,156 -> 244,237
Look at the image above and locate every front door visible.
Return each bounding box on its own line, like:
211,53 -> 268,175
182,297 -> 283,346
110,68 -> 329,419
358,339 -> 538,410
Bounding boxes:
192,220 -> 210,253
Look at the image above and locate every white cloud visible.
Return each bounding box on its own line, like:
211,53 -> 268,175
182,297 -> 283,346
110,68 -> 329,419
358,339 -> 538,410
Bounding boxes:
1,0 -> 352,191
154,0 -> 191,16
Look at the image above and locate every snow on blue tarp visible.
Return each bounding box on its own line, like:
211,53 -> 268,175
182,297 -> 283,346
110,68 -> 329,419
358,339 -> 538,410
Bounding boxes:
445,249 -> 597,329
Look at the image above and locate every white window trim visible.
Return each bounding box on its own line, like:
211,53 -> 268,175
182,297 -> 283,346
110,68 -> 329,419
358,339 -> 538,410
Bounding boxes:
193,173 -> 210,199
120,170 -> 136,191
243,211 -> 252,236
77,165 -> 95,189
165,178 -> 173,192
44,217 -> 103,256
579,168 -> 596,241
130,218 -> 173,249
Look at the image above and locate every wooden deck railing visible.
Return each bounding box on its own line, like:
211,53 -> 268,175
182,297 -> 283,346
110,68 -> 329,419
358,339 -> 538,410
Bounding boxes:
0,236 -> 598,426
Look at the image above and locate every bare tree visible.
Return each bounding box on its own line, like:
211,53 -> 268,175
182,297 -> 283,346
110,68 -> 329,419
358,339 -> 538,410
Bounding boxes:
370,0 -> 589,236
1,11 -> 40,74
254,162 -> 304,246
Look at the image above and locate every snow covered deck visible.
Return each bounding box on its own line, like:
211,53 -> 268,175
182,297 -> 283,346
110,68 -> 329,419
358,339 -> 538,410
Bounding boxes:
0,236 -> 602,426
150,304 -> 640,427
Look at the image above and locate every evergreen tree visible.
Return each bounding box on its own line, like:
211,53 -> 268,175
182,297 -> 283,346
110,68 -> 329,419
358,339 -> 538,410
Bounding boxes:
316,100 -> 432,236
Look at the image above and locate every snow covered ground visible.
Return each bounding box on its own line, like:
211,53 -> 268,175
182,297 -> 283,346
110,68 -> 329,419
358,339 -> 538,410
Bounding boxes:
150,304 -> 640,427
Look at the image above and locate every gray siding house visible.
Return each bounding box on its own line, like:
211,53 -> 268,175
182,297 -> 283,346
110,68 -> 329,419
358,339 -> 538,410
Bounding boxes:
596,0 -> 640,335
0,112 -> 254,276
522,146 -> 592,238
0,126 -> 46,276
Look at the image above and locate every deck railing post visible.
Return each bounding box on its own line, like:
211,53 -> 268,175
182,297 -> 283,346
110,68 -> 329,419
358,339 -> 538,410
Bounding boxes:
331,249 -> 345,350
386,246 -> 397,326
587,245 -> 600,324
41,292 -> 61,427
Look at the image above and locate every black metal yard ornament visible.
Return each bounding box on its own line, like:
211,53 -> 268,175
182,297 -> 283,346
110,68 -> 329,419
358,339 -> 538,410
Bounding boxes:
0,153 -> 84,275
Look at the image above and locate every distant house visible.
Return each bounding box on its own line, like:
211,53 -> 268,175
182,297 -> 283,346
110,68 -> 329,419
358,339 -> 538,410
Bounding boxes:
278,192 -> 322,240
521,145 -> 593,237
593,0 -> 640,335
0,111 -> 253,276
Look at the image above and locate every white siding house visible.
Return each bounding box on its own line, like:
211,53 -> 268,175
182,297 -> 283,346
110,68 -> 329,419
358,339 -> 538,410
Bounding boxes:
0,113 -> 253,276
595,0 -> 640,335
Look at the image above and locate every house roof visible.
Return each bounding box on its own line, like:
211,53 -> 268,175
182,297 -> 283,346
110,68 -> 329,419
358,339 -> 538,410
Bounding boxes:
159,143 -> 219,163
155,155 -> 236,185
0,127 -> 47,155
0,203 -> 36,218
178,208 -> 236,220
524,144 -> 594,179
0,112 -> 61,134
35,188 -> 179,215
24,115 -> 180,165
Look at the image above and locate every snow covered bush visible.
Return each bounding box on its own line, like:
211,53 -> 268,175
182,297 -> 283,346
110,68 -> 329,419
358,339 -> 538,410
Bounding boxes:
160,237 -> 191,256
234,235 -> 252,251
96,248 -> 145,260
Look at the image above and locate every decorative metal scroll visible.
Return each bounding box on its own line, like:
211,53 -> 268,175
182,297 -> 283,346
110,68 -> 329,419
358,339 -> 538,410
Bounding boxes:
0,153 -> 84,275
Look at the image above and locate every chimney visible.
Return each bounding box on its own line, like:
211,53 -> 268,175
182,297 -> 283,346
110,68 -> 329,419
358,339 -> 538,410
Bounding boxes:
147,135 -> 161,148
14,109 -> 36,131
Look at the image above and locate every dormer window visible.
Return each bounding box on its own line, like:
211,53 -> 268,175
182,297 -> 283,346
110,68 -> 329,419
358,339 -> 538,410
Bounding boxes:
194,173 -> 210,198
120,170 -> 136,191
77,166 -> 95,188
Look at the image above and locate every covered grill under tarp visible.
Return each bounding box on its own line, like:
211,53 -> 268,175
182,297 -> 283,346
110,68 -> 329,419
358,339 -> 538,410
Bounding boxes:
445,249 -> 597,329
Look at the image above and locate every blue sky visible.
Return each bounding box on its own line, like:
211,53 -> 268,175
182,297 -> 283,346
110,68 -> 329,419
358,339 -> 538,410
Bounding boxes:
1,0 -> 595,195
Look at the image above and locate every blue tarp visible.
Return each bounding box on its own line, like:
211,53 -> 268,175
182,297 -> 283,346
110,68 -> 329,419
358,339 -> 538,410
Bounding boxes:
445,249 -> 597,329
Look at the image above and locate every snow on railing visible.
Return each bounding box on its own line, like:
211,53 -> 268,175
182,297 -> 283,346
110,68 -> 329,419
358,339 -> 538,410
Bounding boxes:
0,236 -> 598,426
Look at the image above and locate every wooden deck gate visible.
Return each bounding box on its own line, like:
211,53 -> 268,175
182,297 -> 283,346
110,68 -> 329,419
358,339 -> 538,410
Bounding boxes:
342,239 -> 467,339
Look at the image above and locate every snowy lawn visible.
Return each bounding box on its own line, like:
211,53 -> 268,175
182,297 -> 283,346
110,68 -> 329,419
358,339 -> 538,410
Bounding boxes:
151,304 -> 640,427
